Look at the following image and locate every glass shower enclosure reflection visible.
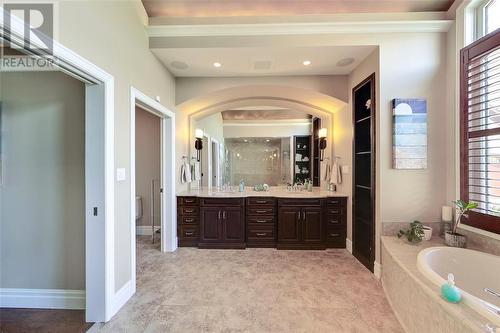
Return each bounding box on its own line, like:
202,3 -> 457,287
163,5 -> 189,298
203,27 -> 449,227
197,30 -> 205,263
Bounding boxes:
224,137 -> 291,186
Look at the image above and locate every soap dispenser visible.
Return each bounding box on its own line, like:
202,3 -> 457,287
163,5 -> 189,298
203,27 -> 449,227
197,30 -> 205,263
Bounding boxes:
239,179 -> 245,192
441,273 -> 462,303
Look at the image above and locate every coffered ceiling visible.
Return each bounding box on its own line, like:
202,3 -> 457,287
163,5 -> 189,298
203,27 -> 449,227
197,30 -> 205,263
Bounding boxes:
142,0 -> 455,18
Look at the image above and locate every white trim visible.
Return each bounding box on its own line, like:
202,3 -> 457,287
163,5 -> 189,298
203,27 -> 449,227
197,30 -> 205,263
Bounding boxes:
1,8 -> 114,323
136,225 -> 161,236
346,238 -> 353,254
111,281 -> 134,316
0,288 -> 85,310
223,122 -> 311,127
128,86 -> 176,317
147,20 -> 453,38
374,261 -> 382,280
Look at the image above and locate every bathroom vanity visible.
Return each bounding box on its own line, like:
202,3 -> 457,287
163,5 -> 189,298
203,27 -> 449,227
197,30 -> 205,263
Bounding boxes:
177,188 -> 347,250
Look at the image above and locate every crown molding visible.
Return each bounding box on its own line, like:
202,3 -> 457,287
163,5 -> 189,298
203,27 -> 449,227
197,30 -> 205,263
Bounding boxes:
147,19 -> 453,38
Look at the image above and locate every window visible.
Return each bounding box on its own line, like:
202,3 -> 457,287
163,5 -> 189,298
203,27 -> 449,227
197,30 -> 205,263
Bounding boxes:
476,0 -> 500,40
460,29 -> 500,234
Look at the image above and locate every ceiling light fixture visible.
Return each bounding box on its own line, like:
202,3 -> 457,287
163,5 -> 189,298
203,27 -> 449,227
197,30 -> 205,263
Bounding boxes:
213,62 -> 222,68
303,60 -> 312,66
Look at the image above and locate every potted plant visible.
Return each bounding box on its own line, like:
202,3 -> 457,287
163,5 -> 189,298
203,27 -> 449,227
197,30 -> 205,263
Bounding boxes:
444,200 -> 478,248
398,221 -> 425,244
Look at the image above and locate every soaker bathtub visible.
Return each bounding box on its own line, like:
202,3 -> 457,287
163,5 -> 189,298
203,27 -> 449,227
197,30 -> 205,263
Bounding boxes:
417,246 -> 500,326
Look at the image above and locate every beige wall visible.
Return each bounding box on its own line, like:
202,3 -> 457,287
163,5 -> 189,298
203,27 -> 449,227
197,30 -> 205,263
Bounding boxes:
332,32 -> 448,263
0,71 -> 85,290
135,107 -> 161,227
56,0 -> 176,291
334,48 -> 380,252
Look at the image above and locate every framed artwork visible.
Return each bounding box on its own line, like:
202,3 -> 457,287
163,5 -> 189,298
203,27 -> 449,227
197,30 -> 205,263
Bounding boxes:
392,98 -> 427,169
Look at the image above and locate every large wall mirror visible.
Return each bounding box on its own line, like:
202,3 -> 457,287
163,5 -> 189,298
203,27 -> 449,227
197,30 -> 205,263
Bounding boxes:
189,106 -> 330,189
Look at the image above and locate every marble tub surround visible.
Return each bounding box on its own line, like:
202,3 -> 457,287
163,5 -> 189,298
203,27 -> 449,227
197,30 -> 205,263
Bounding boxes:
382,221 -> 443,237
381,236 -> 498,333
177,186 -> 348,198
97,236 -> 403,333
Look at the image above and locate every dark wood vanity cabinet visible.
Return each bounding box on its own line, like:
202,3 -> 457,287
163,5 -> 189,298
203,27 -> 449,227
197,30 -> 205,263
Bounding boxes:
177,195 -> 346,250
277,199 -> 325,250
177,196 -> 200,247
246,197 -> 276,247
198,198 -> 245,249
325,197 -> 347,248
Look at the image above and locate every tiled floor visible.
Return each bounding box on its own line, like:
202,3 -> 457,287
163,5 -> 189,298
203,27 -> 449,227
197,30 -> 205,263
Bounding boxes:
0,308 -> 91,333
98,236 -> 403,333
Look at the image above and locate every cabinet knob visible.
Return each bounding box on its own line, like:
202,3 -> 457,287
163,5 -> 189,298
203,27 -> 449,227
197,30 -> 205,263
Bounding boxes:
185,232 -> 194,236
185,218 -> 194,223
330,233 -> 340,237
256,233 -> 267,236
256,220 -> 267,223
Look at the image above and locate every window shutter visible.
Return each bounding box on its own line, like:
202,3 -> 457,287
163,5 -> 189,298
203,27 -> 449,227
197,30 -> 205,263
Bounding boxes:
460,29 -> 500,234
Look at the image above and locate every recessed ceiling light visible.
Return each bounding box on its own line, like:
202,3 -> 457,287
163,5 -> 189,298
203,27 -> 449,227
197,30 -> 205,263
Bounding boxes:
266,139 -> 270,142
213,62 -> 222,68
244,139 -> 248,142
303,60 -> 312,66
336,58 -> 355,67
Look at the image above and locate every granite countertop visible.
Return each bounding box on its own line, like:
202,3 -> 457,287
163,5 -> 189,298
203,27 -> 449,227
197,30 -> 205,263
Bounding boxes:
177,186 -> 349,199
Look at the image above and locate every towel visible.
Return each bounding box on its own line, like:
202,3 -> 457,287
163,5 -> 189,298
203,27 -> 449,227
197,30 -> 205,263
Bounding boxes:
180,161 -> 192,184
323,161 -> 331,183
331,160 -> 342,185
192,161 -> 201,181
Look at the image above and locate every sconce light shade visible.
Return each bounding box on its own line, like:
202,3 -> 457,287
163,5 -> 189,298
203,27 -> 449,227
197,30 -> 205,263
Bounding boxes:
319,128 -> 327,161
195,128 -> 204,139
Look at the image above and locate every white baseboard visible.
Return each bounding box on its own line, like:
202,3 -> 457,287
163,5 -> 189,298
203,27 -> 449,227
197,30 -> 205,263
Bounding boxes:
111,280 -> 134,318
136,225 -> 160,236
346,238 -> 353,254
374,261 -> 382,280
0,288 -> 85,309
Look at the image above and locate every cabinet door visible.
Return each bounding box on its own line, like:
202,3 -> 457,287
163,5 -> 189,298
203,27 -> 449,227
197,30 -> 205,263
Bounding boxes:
223,207 -> 245,242
200,207 -> 222,242
278,207 -> 301,243
302,207 -> 323,244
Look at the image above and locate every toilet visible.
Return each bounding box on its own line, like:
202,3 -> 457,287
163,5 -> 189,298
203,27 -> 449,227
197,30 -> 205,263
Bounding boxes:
136,196 -> 143,221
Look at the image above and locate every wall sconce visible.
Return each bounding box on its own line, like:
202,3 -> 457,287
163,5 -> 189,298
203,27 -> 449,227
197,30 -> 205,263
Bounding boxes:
195,128 -> 203,162
318,128 -> 327,161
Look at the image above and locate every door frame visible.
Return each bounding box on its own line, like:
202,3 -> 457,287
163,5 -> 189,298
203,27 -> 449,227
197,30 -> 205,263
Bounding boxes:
129,87 -> 176,294
351,73 -> 376,272
1,9 -> 115,322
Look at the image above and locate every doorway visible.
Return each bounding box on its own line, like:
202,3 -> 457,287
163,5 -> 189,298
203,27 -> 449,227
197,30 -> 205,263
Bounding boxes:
129,87 -> 176,301
135,106 -> 162,243
352,73 -> 376,272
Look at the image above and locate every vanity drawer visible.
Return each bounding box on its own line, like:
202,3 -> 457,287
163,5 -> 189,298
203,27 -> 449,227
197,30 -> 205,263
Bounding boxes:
247,207 -> 275,216
247,216 -> 275,225
326,215 -> 343,226
247,225 -> 275,241
278,198 -> 323,207
200,198 -> 244,207
179,225 -> 199,240
179,216 -> 199,225
326,197 -> 346,208
246,197 -> 276,206
179,206 -> 199,216
327,207 -> 344,216
177,197 -> 199,206
325,226 -> 346,247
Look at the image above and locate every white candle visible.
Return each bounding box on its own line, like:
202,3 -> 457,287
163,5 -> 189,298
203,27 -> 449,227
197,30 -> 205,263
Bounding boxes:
442,206 -> 453,222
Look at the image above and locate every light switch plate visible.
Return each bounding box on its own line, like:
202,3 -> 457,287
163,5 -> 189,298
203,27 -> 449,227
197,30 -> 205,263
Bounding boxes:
116,168 -> 126,181
341,165 -> 350,174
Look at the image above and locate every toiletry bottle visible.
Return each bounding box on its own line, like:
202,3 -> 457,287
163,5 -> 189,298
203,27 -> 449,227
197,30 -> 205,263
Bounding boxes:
441,273 -> 461,303
239,180 -> 245,192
